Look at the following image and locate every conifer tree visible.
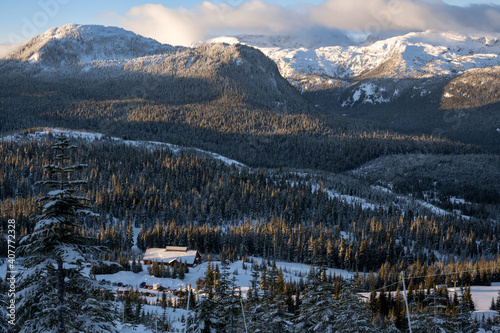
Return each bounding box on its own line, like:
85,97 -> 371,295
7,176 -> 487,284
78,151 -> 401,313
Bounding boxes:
123,292 -> 134,324
331,279 -> 375,332
16,136 -> 117,333
151,261 -> 160,277
212,257 -> 241,332
189,264 -> 218,333
497,291 -> 500,316
294,268 -> 324,333
260,274 -> 291,333
134,292 -> 143,325
131,256 -> 143,273
245,264 -> 264,332
490,297 -> 497,311
452,287 -> 478,333
410,287 -> 454,333
172,263 -> 178,279
179,261 -> 186,280
0,278 -> 8,332
295,268 -> 365,333
125,220 -> 134,250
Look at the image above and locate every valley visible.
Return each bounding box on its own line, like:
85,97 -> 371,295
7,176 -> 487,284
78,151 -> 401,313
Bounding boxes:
1,23 -> 499,332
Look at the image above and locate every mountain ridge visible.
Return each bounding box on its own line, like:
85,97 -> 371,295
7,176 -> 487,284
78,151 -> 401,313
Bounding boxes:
2,24 -> 309,113
211,30 -> 499,152
4,23 -> 175,66
1,24 -> 478,174
217,30 -> 500,87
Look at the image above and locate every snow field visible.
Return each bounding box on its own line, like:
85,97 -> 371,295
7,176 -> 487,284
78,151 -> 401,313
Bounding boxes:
97,257 -> 355,299
2,255 -> 498,332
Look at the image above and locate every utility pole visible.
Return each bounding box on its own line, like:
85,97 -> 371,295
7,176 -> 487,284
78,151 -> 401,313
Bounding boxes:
434,285 -> 437,333
122,296 -> 125,324
401,271 -> 412,333
241,299 -> 249,333
184,287 -> 191,333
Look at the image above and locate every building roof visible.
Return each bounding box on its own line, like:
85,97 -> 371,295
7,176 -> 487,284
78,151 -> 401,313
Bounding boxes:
143,248 -> 199,265
166,246 -> 187,252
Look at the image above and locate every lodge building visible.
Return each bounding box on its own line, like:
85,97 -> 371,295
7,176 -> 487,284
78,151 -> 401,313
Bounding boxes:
143,246 -> 202,267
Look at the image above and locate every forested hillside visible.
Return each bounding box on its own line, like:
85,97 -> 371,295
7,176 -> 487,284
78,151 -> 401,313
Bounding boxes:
1,134 -> 499,275
2,133 -> 500,331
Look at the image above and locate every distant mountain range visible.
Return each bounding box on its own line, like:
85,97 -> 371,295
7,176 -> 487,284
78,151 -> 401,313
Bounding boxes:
8,24 -> 499,91
210,30 -> 500,152
1,24 -> 498,156
211,31 -> 500,89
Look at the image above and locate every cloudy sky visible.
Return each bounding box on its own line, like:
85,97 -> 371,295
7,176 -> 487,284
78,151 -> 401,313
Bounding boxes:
1,0 -> 499,56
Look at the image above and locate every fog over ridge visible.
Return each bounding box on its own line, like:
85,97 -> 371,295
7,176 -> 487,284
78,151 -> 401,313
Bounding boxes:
118,0 -> 500,46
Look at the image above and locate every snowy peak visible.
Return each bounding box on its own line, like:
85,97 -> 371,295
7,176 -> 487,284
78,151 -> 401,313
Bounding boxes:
0,25 -> 306,112
221,30 -> 500,91
4,23 -> 174,66
207,29 -> 355,50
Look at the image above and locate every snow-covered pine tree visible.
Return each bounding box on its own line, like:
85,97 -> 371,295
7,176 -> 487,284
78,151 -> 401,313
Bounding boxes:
131,256 -> 139,273
409,286 -> 454,333
294,268 -> 327,333
295,268 -> 370,333
244,263 -> 265,332
452,288 -> 478,333
308,269 -> 339,333
330,279 -> 375,332
125,221 -> 134,250
134,293 -> 143,325
189,264 -> 218,333
257,267 -> 291,333
497,291 -> 500,315
211,257 -> 242,333
16,135 -> 117,333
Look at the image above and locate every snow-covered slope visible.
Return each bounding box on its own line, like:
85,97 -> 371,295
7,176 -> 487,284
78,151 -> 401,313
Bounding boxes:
2,24 -> 305,110
210,31 -> 500,91
2,128 -> 246,167
4,23 -> 174,66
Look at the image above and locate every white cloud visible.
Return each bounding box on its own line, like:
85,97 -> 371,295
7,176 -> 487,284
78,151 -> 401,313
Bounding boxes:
120,1 -> 304,46
122,4 -> 203,46
115,0 -> 500,46
0,43 -> 20,58
306,0 -> 500,35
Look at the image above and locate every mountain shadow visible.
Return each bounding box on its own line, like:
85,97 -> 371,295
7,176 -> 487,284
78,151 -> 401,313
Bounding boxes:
303,76 -> 500,153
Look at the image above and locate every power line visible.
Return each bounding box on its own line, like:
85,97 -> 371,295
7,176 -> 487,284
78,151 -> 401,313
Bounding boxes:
278,264 -> 500,322
370,263 -> 500,294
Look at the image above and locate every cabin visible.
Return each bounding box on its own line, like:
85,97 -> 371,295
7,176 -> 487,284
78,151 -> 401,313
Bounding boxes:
143,246 -> 202,267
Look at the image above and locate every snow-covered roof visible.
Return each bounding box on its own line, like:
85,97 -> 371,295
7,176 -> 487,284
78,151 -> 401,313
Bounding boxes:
143,248 -> 199,265
166,246 -> 187,252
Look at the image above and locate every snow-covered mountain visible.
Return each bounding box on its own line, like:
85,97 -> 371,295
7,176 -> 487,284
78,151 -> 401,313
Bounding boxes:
4,23 -> 174,66
7,24 -> 499,92
2,24 -> 308,111
207,30 -> 500,153
2,24 -> 498,151
208,30 -> 500,92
